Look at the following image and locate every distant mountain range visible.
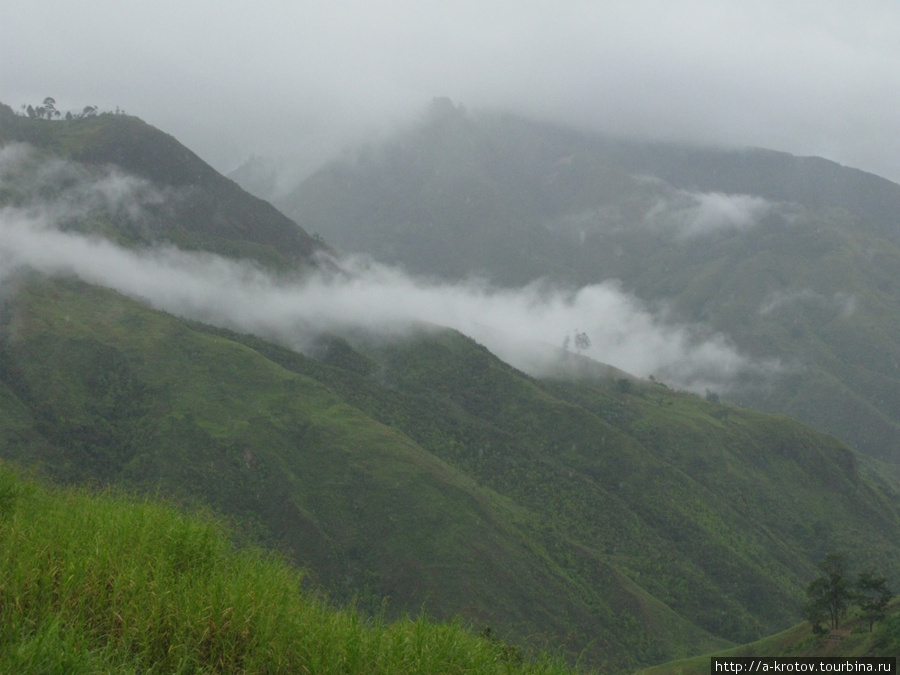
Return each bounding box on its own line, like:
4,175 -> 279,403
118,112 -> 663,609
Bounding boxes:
272,98 -> 900,464
2,101 -> 899,671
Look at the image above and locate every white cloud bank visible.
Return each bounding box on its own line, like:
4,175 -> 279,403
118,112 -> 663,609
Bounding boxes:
0,146 -> 775,394
547,183 -> 781,243
646,190 -> 775,238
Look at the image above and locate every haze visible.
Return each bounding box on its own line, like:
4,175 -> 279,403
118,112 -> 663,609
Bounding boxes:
0,144 -> 770,394
3,1 -> 900,184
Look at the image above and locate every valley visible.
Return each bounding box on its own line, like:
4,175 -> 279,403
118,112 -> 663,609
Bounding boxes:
1,102 -> 899,671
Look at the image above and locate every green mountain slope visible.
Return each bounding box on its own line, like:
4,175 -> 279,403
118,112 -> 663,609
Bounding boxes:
3,105 -> 900,672
600,141 -> 900,241
0,278 -> 721,670
0,103 -> 325,267
2,277 -> 899,671
277,100 -> 900,462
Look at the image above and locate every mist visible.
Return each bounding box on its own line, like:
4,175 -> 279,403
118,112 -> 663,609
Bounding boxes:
4,1 -> 900,185
646,190 -> 776,238
0,147 -> 774,395
759,288 -> 858,319
546,183 -> 783,246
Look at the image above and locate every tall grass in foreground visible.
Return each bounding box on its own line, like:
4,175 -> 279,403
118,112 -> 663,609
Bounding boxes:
0,464 -> 579,674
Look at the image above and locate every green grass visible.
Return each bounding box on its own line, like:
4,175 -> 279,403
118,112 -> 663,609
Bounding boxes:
0,462 -> 577,674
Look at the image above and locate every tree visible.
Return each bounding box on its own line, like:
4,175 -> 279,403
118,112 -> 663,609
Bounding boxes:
856,571 -> 894,632
40,97 -> 60,120
21,97 -> 61,120
574,331 -> 591,352
804,553 -> 854,632
77,105 -> 98,119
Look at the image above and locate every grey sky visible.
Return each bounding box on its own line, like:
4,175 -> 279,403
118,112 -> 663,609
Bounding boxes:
3,0 -> 900,183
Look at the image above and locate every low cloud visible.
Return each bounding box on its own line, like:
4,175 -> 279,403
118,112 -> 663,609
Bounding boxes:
544,184 -> 778,243
0,150 -> 776,394
0,142 -> 170,228
645,189 -> 775,238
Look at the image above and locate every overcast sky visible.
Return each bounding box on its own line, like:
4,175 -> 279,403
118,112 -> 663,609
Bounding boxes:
3,0 -> 900,183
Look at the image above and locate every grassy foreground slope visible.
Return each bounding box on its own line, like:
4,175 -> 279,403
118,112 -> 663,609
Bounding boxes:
0,462 -> 572,674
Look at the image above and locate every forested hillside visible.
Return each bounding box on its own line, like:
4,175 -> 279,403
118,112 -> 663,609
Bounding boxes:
2,104 -> 899,672
277,100 -> 900,463
0,103 -> 326,267
3,276 -> 899,670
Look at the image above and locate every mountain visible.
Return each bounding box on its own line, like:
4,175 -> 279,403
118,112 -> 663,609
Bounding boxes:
2,103 -> 900,672
0,103 -> 325,268
600,140 -> 900,242
7,275 -> 900,671
277,99 -> 900,463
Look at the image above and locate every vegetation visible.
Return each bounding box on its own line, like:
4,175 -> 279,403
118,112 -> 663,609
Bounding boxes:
0,102 -> 325,268
804,554 -> 857,633
19,97 -> 101,120
802,554 -> 895,635
276,101 -> 900,465
636,602 -> 900,675
1,276 -> 898,670
3,101 -> 900,671
0,462 -> 573,674
856,572 -> 894,633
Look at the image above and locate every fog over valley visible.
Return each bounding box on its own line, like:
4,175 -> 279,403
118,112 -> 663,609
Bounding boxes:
5,5 -> 900,668
0,144 -> 771,394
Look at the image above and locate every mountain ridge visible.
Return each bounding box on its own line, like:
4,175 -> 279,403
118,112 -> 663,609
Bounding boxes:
276,101 -> 900,463
2,103 -> 900,671
0,102 -> 326,267
600,140 -> 900,240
